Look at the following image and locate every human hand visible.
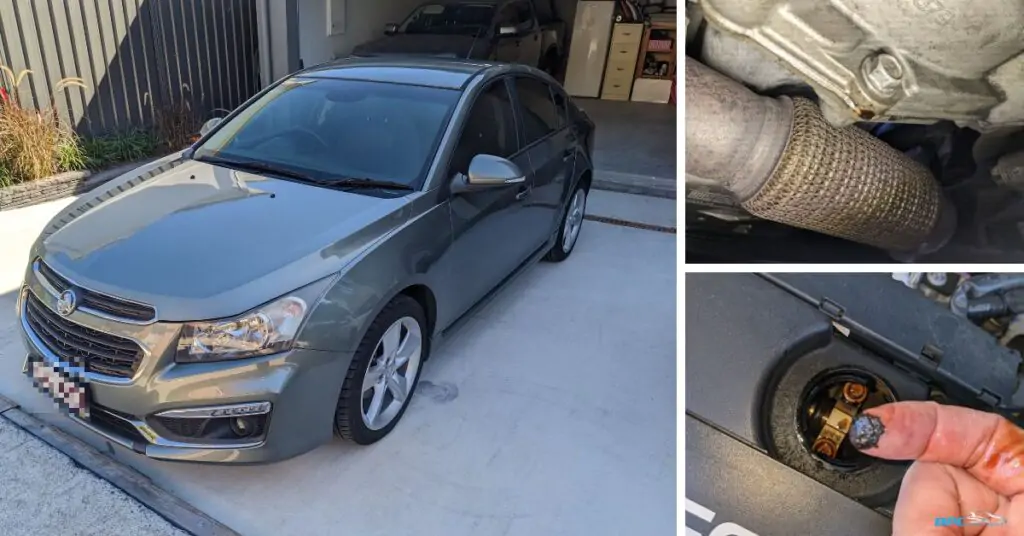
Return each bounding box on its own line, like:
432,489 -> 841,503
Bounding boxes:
850,401 -> 1024,535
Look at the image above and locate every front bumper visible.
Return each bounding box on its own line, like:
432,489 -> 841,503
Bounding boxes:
17,271 -> 352,464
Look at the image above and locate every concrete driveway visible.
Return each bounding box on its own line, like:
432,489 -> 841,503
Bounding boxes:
0,192 -> 676,536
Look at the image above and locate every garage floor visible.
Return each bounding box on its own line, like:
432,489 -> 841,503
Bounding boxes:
577,98 -> 677,181
0,193 -> 676,536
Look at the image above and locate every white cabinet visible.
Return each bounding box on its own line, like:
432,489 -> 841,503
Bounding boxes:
562,1 -> 617,98
327,0 -> 346,36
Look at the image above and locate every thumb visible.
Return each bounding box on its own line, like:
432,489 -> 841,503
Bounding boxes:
850,401 -> 1024,497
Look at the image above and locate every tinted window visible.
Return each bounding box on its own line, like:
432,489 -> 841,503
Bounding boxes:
514,77 -> 560,144
551,88 -> 568,128
197,78 -> 459,186
400,4 -> 495,35
495,1 -> 533,29
449,80 -> 519,176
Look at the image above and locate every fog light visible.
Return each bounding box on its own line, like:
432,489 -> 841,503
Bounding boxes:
230,417 -> 256,438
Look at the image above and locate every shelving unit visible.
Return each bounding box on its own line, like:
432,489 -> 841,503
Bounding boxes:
632,15 -> 676,103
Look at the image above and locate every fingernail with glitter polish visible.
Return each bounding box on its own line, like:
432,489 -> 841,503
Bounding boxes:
849,413 -> 885,451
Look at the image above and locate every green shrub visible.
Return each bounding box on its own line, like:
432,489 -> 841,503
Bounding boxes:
56,136 -> 87,172
0,161 -> 12,188
80,128 -> 160,169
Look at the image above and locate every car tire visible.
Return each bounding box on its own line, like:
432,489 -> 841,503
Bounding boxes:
543,182 -> 587,262
334,294 -> 428,445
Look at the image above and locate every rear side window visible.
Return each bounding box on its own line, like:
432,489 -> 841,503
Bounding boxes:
514,77 -> 560,145
448,80 -> 519,176
495,1 -> 534,30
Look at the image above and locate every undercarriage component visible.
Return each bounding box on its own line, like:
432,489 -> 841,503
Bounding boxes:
698,0 -> 1024,130
700,25 -> 805,93
993,149 -> 1024,191
685,57 -> 957,255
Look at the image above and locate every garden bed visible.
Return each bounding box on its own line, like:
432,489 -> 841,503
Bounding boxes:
0,158 -> 158,211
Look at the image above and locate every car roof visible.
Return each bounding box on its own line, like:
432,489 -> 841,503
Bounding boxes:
296,56 -> 499,90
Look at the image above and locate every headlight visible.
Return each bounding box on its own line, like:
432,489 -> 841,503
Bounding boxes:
176,295 -> 309,363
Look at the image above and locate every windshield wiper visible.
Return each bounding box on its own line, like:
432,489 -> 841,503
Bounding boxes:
314,177 -> 415,191
195,154 -> 318,183
195,154 -> 415,192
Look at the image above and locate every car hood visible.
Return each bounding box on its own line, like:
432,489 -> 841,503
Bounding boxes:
35,155 -> 413,321
353,34 -> 490,59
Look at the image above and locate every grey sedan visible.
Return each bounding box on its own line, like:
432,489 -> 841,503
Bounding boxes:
17,57 -> 594,463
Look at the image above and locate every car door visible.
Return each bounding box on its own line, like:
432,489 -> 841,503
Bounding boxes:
443,78 -> 537,319
511,75 -> 575,247
493,0 -> 539,66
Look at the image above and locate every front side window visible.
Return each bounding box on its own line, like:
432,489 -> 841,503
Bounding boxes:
514,77 -> 560,145
448,80 -> 519,176
196,77 -> 460,187
399,3 -> 496,35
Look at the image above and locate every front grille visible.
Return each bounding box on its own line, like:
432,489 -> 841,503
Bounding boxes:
24,291 -> 143,379
37,261 -> 156,322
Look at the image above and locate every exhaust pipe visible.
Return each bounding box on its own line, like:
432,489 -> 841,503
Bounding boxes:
685,57 -> 956,255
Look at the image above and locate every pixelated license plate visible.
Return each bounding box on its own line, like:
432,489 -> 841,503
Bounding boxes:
25,357 -> 89,418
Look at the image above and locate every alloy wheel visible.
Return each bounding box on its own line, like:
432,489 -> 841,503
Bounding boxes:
562,188 -> 587,253
360,316 -> 422,431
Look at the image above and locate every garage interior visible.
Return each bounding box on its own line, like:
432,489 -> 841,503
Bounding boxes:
274,0 -> 677,196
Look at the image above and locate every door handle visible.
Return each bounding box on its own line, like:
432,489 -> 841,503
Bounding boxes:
515,185 -> 532,200
562,149 -> 574,161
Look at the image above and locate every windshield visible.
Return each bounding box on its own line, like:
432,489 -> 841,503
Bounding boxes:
399,3 -> 495,35
195,77 -> 460,188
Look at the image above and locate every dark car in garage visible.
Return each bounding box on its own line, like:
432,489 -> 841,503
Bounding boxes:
354,0 -> 567,74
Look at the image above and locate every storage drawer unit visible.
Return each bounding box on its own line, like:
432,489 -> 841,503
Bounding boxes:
601,24 -> 643,100
611,23 -> 643,45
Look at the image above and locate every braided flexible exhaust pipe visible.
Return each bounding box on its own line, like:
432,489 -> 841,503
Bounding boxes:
685,57 -> 956,255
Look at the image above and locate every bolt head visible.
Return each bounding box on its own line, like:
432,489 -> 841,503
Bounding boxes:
843,382 -> 869,404
863,53 -> 904,96
813,438 -> 838,458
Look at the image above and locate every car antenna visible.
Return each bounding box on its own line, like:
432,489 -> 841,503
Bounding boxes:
467,27 -> 481,59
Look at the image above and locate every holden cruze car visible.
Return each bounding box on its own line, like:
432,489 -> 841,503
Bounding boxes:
17,57 -> 595,463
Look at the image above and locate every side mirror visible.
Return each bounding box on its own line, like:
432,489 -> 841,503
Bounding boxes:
452,155 -> 525,193
384,23 -> 398,35
199,117 -> 223,137
497,25 -> 518,37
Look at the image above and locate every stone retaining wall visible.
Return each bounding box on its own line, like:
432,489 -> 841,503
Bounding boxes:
0,159 -> 158,212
